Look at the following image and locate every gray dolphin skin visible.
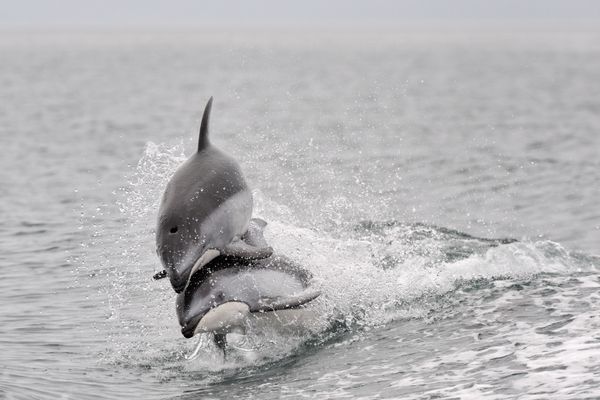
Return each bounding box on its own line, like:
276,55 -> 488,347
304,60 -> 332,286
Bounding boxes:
156,98 -> 272,293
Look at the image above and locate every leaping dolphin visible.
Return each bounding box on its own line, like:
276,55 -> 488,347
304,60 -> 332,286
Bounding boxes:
156,98 -> 273,293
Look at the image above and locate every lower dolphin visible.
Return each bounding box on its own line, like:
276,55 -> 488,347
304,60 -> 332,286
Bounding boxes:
177,254 -> 321,341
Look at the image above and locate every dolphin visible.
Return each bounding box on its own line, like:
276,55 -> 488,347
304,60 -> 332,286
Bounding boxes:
177,256 -> 321,338
156,98 -> 272,293
176,219 -> 321,347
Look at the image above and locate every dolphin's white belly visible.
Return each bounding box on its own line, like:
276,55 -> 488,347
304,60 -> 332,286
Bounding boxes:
202,188 -> 253,248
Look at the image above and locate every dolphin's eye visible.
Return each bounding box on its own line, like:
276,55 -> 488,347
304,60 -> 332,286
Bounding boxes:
170,226 -> 178,234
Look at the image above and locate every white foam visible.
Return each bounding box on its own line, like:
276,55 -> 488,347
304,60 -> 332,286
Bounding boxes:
260,219 -> 591,329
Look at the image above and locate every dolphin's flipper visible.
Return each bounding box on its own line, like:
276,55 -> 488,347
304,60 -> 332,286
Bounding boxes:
250,289 -> 321,313
249,218 -> 267,229
242,218 -> 269,248
221,240 -> 273,260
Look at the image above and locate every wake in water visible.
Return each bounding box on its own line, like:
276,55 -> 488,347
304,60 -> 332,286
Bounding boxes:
87,142 -> 599,382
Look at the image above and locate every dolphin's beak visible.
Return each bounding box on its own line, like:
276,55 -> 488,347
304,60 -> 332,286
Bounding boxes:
169,249 -> 221,293
181,313 -> 204,338
169,266 -> 192,294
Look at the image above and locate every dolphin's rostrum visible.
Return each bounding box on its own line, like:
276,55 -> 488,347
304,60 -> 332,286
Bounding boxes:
156,98 -> 272,293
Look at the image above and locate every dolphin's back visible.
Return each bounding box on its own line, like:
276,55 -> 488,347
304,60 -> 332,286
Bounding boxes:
159,147 -> 249,221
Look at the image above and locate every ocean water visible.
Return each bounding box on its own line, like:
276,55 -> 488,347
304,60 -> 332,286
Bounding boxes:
1,29 -> 599,399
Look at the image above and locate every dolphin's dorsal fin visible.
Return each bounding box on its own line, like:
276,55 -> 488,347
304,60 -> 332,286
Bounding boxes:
198,97 -> 213,152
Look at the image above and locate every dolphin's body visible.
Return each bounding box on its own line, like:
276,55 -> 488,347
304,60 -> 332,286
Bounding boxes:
176,219 -> 321,346
156,98 -> 272,293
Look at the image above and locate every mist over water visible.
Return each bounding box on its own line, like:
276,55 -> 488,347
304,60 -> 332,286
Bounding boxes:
1,29 -> 599,399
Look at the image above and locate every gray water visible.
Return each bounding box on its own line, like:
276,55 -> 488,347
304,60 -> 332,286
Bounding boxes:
1,29 -> 599,399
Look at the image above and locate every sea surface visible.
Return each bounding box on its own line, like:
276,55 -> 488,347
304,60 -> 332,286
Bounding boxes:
1,29 -> 599,399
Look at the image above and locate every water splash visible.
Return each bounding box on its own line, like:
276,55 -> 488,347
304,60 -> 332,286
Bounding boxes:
85,141 -> 599,374
261,218 -> 595,330
186,334 -> 213,361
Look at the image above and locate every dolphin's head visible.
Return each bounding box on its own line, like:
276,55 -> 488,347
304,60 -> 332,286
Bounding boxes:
177,264 -> 262,339
177,272 -> 220,338
156,205 -> 217,293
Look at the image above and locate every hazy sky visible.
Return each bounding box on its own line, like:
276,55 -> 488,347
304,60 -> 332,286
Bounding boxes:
0,0 -> 599,28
